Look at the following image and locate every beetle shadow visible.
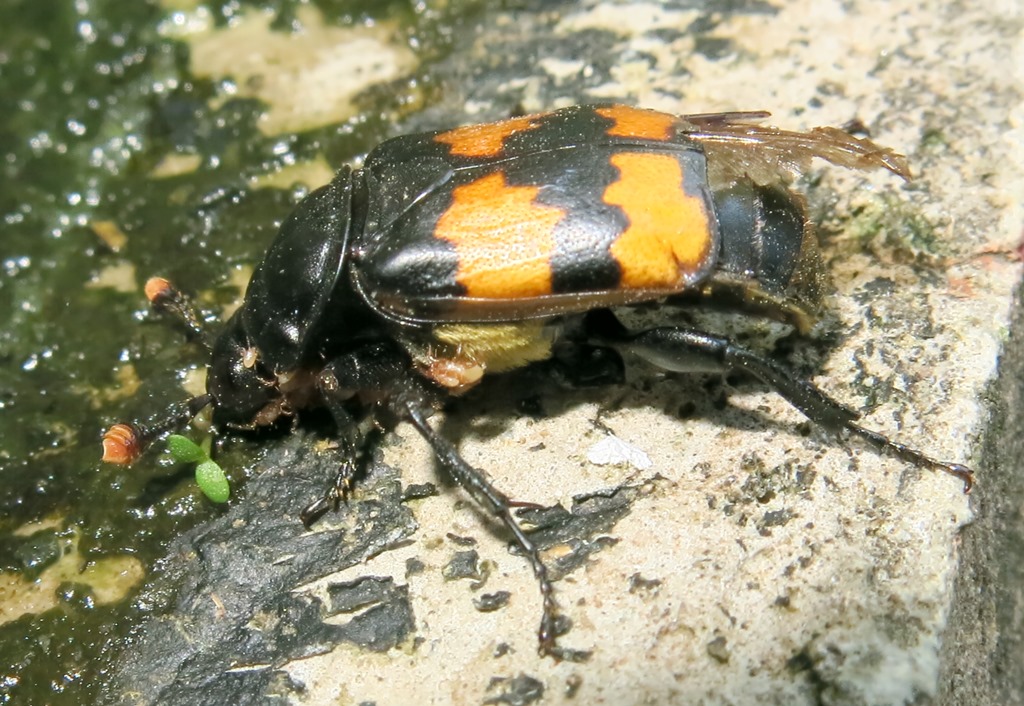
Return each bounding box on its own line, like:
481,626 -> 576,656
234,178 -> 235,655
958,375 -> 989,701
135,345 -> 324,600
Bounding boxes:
429,318 -> 851,502
406,326 -> 854,602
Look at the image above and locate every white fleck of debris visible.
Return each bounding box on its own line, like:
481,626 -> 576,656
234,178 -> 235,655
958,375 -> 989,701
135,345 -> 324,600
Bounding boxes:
586,435 -> 653,471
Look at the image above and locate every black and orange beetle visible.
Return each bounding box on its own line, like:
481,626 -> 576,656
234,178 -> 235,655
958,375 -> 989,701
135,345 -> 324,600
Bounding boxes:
102,105 -> 973,658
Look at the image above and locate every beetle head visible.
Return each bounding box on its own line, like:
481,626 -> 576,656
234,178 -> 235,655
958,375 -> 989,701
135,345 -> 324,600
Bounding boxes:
101,288 -> 293,468
206,310 -> 283,429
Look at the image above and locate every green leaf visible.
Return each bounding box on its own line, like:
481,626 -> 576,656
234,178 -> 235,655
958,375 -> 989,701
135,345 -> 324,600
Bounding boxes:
195,459 -> 230,503
167,434 -> 207,463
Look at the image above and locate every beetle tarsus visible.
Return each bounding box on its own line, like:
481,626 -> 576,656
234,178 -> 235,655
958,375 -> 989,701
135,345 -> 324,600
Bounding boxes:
300,496 -> 333,529
300,460 -> 359,529
845,422 -> 975,493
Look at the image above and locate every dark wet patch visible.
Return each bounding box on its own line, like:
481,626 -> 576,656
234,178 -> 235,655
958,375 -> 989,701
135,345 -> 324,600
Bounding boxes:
516,483 -> 650,581
474,590 -> 512,612
107,433 -> 419,702
484,673 -> 545,706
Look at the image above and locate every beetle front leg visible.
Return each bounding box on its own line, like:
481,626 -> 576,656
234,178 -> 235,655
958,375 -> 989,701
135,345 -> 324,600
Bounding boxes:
301,343 -> 411,527
298,417 -> 391,527
297,395 -> 360,528
586,310 -> 974,490
312,342 -> 570,657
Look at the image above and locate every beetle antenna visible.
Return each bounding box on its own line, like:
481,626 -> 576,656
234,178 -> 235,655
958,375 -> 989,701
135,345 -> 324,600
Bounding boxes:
102,394 -> 213,465
144,277 -> 213,351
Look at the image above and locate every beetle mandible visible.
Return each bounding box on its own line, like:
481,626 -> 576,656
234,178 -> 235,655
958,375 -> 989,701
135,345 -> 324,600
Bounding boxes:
102,105 -> 973,658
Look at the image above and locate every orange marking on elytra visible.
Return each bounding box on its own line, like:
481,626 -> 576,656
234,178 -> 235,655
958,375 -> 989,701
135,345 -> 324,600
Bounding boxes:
435,114 -> 547,158
604,152 -> 713,288
596,105 -> 677,141
435,172 -> 564,298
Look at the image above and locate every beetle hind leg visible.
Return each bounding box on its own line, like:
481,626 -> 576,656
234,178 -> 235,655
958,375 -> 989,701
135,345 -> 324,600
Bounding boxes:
585,310 -> 974,491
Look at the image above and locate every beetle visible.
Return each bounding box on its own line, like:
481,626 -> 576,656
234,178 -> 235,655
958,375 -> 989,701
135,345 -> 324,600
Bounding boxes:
102,104 -> 973,658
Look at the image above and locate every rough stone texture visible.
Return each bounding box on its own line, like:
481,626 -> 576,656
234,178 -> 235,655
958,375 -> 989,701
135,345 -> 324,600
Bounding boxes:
108,436 -> 422,703
939,281 -> 1024,705
109,0 -> 1023,704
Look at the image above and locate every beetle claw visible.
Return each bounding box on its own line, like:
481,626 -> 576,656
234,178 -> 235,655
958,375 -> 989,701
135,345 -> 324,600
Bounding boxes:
300,460 -> 358,528
299,496 -> 332,529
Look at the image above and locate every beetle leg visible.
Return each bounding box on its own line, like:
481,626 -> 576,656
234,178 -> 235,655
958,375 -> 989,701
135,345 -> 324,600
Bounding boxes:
302,341 -> 443,527
402,402 -> 563,658
308,341 -> 594,657
551,342 -> 626,388
586,310 -> 974,491
300,362 -> 385,528
298,403 -> 359,529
